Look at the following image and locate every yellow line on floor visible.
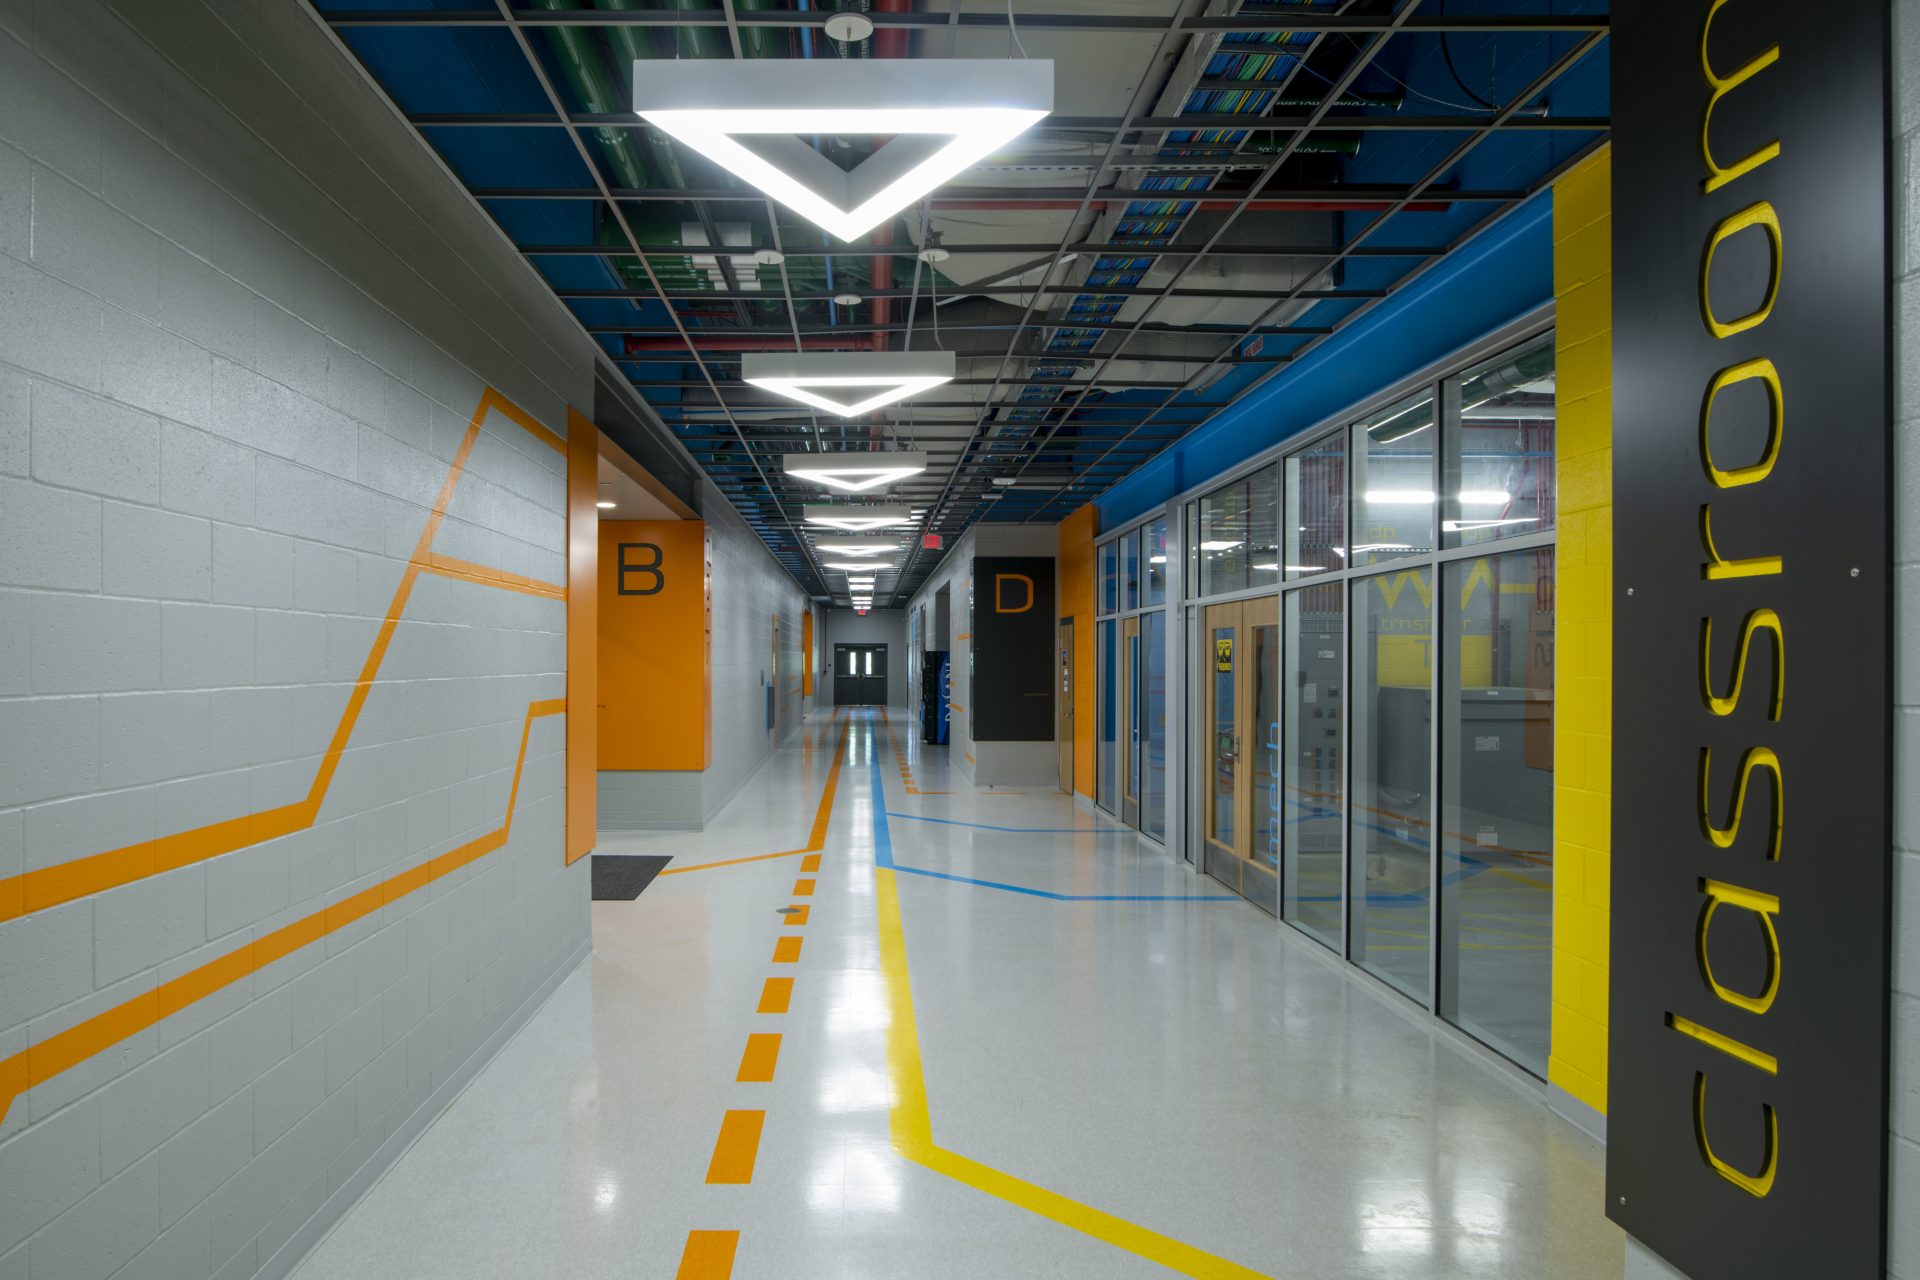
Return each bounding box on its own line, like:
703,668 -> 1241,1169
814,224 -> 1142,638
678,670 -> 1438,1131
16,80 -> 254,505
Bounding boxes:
873,867 -> 1271,1279
772,936 -> 802,963
791,877 -> 816,897
704,1111 -> 766,1184
674,1230 -> 739,1279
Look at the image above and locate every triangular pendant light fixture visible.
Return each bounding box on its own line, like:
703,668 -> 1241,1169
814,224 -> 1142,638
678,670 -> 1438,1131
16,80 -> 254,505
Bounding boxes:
803,504 -> 916,532
634,60 -> 1053,243
744,351 -> 955,418
784,451 -> 927,493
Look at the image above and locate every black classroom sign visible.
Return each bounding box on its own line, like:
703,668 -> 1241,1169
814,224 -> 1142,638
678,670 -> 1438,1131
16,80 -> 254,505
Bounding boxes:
1608,3 -> 1891,1276
972,556 -> 1055,741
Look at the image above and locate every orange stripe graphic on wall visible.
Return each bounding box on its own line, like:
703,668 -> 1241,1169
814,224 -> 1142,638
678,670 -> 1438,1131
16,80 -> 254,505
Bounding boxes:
0,386 -> 574,1122
0,388 -> 567,925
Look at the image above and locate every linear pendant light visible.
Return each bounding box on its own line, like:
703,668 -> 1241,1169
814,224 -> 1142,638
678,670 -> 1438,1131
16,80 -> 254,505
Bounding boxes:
812,538 -> 903,556
783,451 -> 927,493
745,351 -> 955,418
634,60 -> 1053,243
803,504 -> 916,532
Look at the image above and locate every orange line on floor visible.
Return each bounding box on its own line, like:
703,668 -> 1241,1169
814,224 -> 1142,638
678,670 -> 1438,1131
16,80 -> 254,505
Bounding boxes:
757,977 -> 794,1014
674,1231 -> 739,1279
736,1033 -> 782,1083
659,715 -> 849,877
0,388 -> 562,925
784,906 -> 810,927
800,854 -> 821,873
0,698 -> 566,1124
772,936 -> 802,963
791,878 -> 815,897
705,1111 -> 766,1185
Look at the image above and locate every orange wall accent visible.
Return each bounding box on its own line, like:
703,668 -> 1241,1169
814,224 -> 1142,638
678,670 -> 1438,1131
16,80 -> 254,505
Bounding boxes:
802,611 -> 815,696
565,409 -> 599,864
598,519 -> 711,770
1058,503 -> 1098,798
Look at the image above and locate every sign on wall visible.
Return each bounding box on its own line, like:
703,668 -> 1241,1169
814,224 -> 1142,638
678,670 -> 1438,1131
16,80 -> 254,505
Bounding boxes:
598,520 -> 712,770
972,556 -> 1056,741
1608,3 -> 1891,1277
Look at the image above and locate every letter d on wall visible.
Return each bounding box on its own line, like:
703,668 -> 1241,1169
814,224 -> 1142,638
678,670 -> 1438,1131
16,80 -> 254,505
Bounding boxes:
995,573 -> 1035,613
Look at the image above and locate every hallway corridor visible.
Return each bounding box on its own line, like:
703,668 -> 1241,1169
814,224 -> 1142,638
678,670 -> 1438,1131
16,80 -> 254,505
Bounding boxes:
290,711 -> 1620,1280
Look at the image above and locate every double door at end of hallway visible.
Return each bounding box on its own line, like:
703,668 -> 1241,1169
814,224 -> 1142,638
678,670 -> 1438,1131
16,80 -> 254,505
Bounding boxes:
834,644 -> 889,706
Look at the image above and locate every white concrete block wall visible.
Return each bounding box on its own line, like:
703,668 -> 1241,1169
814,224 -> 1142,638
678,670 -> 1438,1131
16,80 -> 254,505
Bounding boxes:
702,483 -> 810,818
0,4 -> 593,1279
1894,5 -> 1920,1276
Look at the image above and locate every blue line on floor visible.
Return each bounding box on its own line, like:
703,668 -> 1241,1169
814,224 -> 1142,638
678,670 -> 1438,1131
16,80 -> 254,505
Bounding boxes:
884,812 -> 1131,835
870,746 -> 1235,903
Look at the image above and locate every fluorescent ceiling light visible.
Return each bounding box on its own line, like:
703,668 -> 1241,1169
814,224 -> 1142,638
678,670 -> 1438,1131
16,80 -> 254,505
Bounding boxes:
1252,562 -> 1281,572
1199,540 -> 1243,551
1287,565 -> 1325,573
1352,543 -> 1415,553
1457,489 -> 1513,505
595,501 -> 616,509
1444,517 -> 1539,532
813,540 -> 899,557
746,351 -> 955,417
804,505 -> 915,532
635,60 -> 1053,243
783,451 -> 927,493
1363,489 -> 1436,504
1149,555 -> 1167,564
824,561 -> 896,572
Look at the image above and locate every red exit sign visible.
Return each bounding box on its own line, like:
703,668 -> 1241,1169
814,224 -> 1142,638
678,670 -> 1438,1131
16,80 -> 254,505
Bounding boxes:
921,533 -> 943,550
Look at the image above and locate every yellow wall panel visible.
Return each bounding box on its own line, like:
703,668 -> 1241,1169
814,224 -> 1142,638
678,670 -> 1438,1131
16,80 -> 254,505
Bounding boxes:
1059,505 -> 1098,798
1549,145 -> 1613,1116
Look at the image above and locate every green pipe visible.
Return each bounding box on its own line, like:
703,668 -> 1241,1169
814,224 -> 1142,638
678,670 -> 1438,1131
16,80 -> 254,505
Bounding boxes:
737,0 -> 787,60
527,0 -> 655,190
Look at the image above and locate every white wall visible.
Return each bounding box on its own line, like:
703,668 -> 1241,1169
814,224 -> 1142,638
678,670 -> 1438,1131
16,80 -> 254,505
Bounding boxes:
1891,5 -> 1920,1276
0,4 -> 594,1278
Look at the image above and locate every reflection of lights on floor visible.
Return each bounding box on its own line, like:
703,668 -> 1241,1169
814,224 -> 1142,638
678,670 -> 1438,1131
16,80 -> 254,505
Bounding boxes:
823,971 -> 893,1033
817,1064 -> 896,1113
844,1145 -> 902,1214
594,1179 -> 618,1211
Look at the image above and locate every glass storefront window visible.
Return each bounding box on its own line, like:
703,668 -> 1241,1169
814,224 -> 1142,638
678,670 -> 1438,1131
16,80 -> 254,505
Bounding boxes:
1197,465 -> 1278,596
1350,392 -> 1436,568
1439,548 -> 1555,1075
1121,531 -> 1141,611
1099,539 -> 1118,614
1281,583 -> 1343,949
1442,335 -> 1557,550
1285,433 -> 1344,581
1348,564 -> 1433,1002
1141,610 -> 1167,840
1143,518 -> 1168,606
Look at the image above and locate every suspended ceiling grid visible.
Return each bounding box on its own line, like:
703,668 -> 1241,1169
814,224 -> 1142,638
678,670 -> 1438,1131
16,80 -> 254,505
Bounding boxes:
308,0 -> 1610,605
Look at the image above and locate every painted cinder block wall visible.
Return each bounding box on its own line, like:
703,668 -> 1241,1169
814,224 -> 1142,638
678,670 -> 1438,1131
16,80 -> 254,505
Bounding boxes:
1891,4 -> 1920,1277
0,4 -> 594,1278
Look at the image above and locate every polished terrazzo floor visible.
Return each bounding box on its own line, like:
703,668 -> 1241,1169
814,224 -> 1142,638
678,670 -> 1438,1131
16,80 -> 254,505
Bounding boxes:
292,709 -> 1622,1280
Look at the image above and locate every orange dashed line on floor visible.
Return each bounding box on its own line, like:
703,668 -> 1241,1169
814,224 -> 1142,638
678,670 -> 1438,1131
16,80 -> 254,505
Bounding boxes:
772,936 -> 802,963
737,1034 -> 781,1084
675,1230 -> 740,1279
792,877 -> 816,897
800,853 -> 821,873
704,1111 -> 766,1185
757,977 -> 794,1014
784,905 -> 810,926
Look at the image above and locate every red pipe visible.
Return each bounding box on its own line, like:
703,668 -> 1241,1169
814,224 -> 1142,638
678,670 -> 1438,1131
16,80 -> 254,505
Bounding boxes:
869,0 -> 908,351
